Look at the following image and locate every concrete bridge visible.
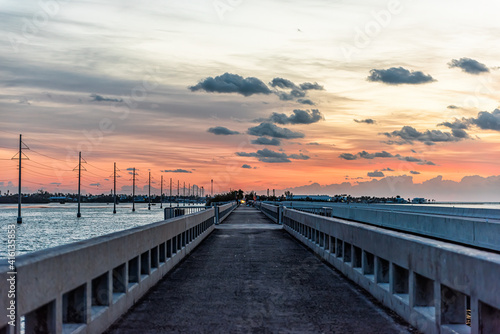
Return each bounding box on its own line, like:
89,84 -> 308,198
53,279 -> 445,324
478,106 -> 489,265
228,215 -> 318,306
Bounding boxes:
2,202 -> 500,333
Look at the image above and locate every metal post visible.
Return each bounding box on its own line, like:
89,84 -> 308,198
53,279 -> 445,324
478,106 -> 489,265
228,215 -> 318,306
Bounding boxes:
17,134 -> 22,224
77,152 -> 81,218
177,180 -> 179,207
113,162 -> 117,214
170,178 -> 172,208
211,179 -> 213,197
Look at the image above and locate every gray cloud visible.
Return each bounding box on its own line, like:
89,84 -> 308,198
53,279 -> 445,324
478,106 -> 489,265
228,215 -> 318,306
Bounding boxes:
354,118 -> 375,124
256,109 -> 324,125
247,122 -> 304,139
367,67 -> 435,85
162,169 -> 192,173
189,73 -> 272,96
381,168 -> 394,171
448,58 -> 490,74
447,105 -> 459,109
242,164 -> 252,169
367,171 -> 384,178
236,148 -> 310,163
207,126 -> 240,135
90,183 -> 101,187
470,109 -> 500,131
382,126 -> 468,145
339,150 -> 435,165
410,171 -> 420,175
90,93 -> 123,103
307,142 -> 320,146
251,137 -> 281,146
299,82 -> 324,90
269,77 -> 297,89
297,99 -> 315,105
275,89 -> 306,101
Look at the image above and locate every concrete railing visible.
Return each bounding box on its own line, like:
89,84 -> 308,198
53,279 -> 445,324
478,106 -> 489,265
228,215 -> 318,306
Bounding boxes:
215,202 -> 238,224
164,205 -> 207,219
283,204 -> 500,252
282,208 -> 500,334
255,202 -> 281,224
0,209 -> 216,334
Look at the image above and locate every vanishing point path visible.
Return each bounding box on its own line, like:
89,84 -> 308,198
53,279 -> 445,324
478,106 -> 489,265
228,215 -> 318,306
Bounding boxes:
107,206 -> 415,333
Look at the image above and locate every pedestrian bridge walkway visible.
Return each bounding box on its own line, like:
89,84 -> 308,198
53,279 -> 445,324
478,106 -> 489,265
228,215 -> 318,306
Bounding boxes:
4,202 -> 500,334
106,207 -> 411,333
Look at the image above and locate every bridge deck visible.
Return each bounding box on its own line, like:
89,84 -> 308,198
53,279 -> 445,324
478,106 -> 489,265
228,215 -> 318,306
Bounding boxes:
107,206 -> 414,333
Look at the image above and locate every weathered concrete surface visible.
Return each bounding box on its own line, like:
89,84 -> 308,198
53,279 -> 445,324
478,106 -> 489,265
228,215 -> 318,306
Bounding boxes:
107,207 -> 414,333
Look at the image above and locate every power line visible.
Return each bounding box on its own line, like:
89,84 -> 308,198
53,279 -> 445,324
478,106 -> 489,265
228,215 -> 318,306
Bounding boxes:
29,148 -> 68,162
86,162 -> 112,173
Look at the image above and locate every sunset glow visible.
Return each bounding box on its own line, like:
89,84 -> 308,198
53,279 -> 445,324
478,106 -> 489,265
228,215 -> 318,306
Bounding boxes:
1,0 -> 499,201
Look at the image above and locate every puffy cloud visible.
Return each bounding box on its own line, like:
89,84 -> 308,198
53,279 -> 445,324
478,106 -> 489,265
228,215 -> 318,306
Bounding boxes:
90,93 -> 123,103
448,58 -> 490,74
299,82 -> 324,90
339,150 -> 435,165
410,171 -> 420,175
236,148 -> 310,163
269,77 -> 297,89
439,109 -> 500,132
367,67 -> 435,85
189,73 -> 272,96
256,109 -> 324,125
382,125 -> 468,145
162,169 -> 192,173
470,109 -> 500,131
297,99 -> 315,105
275,89 -> 306,101
207,126 -> 240,135
354,118 -> 376,124
242,164 -> 252,169
251,137 -> 281,146
367,171 -> 385,178
247,122 -> 305,139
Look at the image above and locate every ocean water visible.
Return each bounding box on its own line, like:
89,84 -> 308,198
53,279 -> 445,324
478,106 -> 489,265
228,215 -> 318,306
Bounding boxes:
0,202 -> 192,258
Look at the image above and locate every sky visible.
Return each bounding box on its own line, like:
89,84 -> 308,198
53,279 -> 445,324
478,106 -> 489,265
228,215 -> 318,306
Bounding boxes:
0,0 -> 499,201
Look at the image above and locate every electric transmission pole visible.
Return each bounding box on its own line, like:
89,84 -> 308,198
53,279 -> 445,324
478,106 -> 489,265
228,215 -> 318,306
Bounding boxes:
12,134 -> 29,224
177,180 -> 179,207
170,178 -> 172,208
132,167 -> 136,212
160,175 -> 163,209
211,179 -> 213,197
73,152 -> 86,218
148,171 -> 151,210
113,162 -> 117,214
183,181 -> 185,199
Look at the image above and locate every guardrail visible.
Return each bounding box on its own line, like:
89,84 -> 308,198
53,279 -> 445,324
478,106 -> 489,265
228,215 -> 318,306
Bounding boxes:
282,208 -> 500,334
254,202 -> 281,224
0,209 -> 216,334
280,204 -> 500,252
215,202 -> 238,224
164,205 -> 207,219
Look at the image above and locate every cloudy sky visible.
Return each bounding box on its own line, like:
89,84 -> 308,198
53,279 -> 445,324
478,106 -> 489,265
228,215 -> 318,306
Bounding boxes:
0,0 -> 499,200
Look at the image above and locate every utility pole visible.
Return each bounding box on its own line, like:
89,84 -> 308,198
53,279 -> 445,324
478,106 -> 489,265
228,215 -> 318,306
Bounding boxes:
183,181 -> 185,199
188,183 -> 190,197
113,162 -> 117,214
177,180 -> 179,207
170,178 -> 172,208
73,152 -> 86,218
211,179 -> 213,197
132,167 -> 136,212
148,171 -> 151,210
13,134 -> 29,224
160,175 -> 163,209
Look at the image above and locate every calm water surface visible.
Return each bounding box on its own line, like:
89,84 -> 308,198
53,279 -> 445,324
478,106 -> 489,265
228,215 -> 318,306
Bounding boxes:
0,202 -> 191,258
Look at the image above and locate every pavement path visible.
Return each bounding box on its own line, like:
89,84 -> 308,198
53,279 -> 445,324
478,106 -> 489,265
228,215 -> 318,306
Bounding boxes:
107,206 -> 415,333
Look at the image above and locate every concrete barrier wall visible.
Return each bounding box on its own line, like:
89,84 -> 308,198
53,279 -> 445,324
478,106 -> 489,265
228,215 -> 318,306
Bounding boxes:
281,203 -> 500,252
218,202 -> 238,223
0,209 -> 216,334
258,203 -> 279,223
283,208 -> 500,334
278,201 -> 500,219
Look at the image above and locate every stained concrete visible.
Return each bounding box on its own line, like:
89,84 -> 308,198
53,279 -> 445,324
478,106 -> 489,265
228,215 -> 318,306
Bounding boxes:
107,207 -> 414,333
